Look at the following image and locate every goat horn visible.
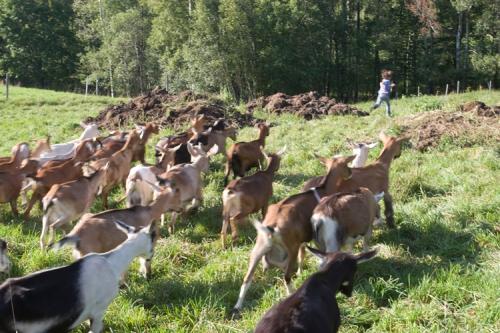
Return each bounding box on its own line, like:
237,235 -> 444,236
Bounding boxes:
260,146 -> 269,160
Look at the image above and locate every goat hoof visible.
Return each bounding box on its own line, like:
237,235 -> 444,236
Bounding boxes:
230,308 -> 242,320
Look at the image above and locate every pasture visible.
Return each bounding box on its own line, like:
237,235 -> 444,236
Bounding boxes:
0,86 -> 499,332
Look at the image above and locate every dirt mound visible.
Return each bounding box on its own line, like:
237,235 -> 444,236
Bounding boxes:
400,101 -> 499,151
458,101 -> 500,117
87,87 -> 256,130
246,91 -> 368,119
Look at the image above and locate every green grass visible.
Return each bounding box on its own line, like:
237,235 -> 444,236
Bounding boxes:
0,86 -> 499,332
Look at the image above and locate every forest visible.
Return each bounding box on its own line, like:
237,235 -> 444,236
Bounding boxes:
0,0 -> 498,101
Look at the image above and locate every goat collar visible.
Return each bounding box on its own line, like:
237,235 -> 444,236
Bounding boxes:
310,187 -> 322,203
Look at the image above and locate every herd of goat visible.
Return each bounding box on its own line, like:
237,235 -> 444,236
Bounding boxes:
0,115 -> 410,332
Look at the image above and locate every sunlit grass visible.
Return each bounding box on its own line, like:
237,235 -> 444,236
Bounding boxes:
0,87 -> 499,332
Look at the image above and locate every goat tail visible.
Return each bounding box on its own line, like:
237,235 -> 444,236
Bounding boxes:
252,220 -> 277,237
310,214 -> 323,244
373,191 -> 385,202
49,235 -> 80,252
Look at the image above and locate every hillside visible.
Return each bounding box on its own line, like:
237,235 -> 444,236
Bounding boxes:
0,86 -> 499,332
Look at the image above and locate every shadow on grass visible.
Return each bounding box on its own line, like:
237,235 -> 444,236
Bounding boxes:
354,221 -> 480,308
274,172 -> 312,190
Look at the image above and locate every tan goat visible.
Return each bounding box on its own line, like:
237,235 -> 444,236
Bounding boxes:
157,143 -> 218,233
221,146 -> 285,247
50,185 -> 181,278
311,188 -> 384,264
40,164 -> 109,249
0,159 -> 39,216
232,155 -> 355,314
224,123 -> 270,185
23,139 -> 99,219
303,132 -> 409,228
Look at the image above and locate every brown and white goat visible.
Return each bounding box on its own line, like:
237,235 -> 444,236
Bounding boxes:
23,139 -> 99,219
311,188 -> 384,263
40,164 -> 108,249
303,132 -> 409,228
91,130 -> 141,208
221,146 -> 285,247
157,143 -> 218,232
190,125 -> 238,155
50,185 -> 181,278
254,248 -> 377,333
232,155 -> 356,314
0,159 -> 40,216
224,122 -> 270,185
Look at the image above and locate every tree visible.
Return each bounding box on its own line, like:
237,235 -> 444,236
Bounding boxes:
0,0 -> 81,89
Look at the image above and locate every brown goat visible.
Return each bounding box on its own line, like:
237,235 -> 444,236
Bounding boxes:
232,155 -> 355,314
221,146 -> 285,247
311,188 -> 384,262
91,123 -> 157,163
91,129 -> 141,209
23,139 -> 99,219
303,132 -> 409,228
189,126 -> 238,156
51,185 -> 181,278
0,159 -> 39,216
224,123 -> 270,185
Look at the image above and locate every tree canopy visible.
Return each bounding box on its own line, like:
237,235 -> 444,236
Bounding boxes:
0,0 -> 498,100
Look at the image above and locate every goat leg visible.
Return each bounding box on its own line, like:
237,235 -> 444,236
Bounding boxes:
221,213 -> 230,248
9,200 -> 18,217
297,244 -> 306,275
232,243 -> 269,315
284,248 -> 299,295
223,160 -> 232,186
89,314 -> 104,333
24,191 -> 40,220
383,192 -> 396,228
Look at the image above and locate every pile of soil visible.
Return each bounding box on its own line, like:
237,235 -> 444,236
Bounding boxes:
246,91 -> 368,119
400,101 -> 499,151
87,86 -> 256,130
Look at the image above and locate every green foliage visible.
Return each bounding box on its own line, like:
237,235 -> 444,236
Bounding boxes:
0,87 -> 499,332
0,0 -> 81,89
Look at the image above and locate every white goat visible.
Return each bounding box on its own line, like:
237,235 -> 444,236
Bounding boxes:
349,141 -> 378,168
0,221 -> 155,333
39,123 -> 99,162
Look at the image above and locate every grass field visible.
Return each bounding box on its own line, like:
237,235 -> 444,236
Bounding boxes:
0,86 -> 499,332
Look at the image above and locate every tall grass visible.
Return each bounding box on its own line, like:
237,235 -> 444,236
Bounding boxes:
0,87 -> 498,332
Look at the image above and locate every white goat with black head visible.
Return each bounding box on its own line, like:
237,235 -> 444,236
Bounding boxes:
0,221 -> 156,333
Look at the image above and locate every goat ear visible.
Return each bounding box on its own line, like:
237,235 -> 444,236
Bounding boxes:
379,131 -> 389,142
314,153 -> 328,165
208,144 -> 219,156
352,249 -> 377,263
114,220 -> 136,235
344,154 -> 356,164
306,246 -> 326,260
187,142 -> 196,156
366,142 -> 378,149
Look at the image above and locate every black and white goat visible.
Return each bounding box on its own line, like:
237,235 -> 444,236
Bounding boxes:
254,247 -> 377,333
0,221 -> 156,333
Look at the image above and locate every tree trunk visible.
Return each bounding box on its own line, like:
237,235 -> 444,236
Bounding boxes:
456,11 -> 462,71
464,11 -> 469,83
